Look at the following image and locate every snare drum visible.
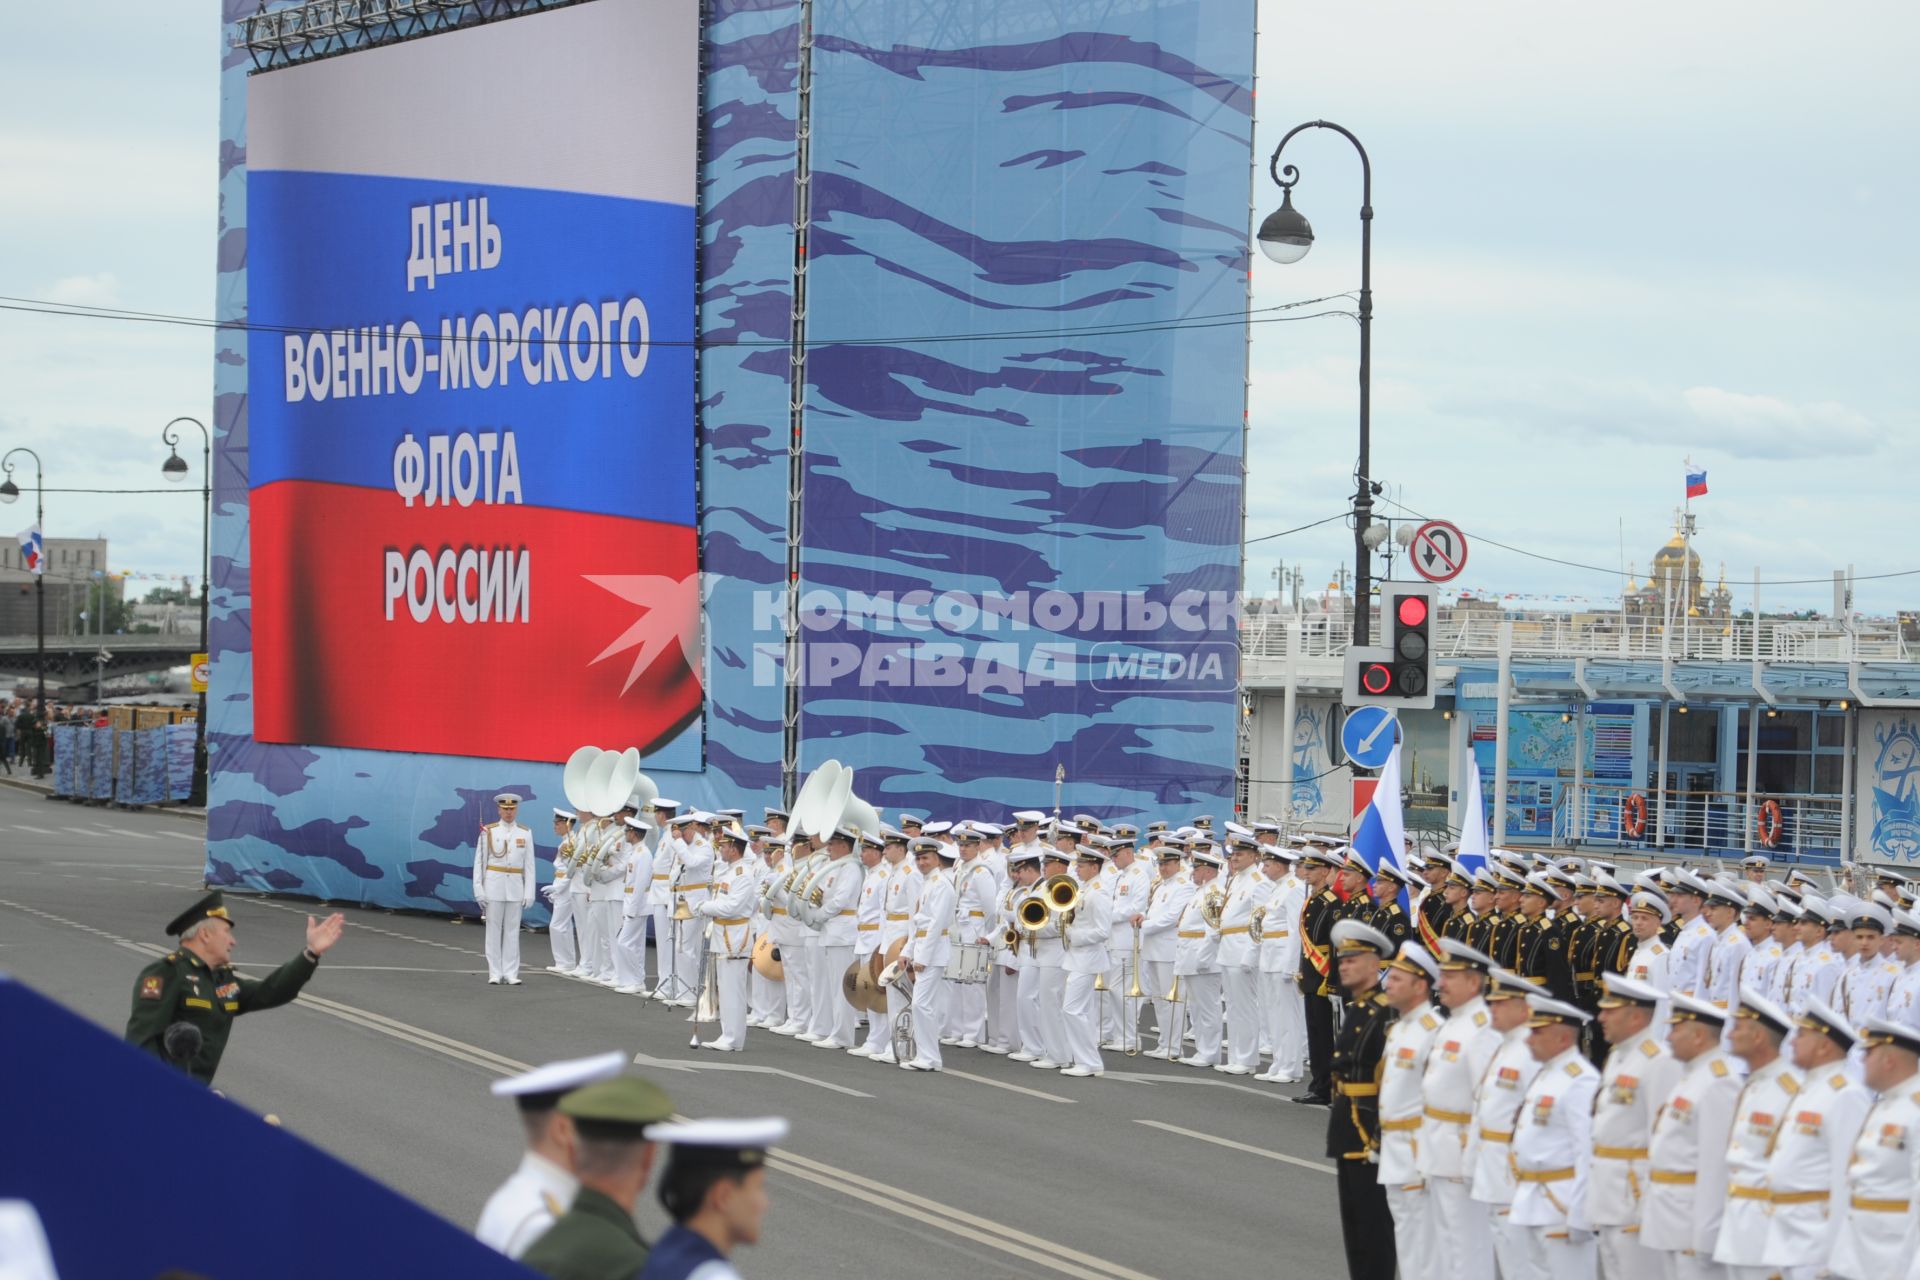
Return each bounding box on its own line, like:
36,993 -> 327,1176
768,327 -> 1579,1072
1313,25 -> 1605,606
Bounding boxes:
946,942 -> 993,985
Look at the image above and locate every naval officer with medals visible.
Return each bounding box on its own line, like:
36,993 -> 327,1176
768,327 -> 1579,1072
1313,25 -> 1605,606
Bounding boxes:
474,791 -> 537,984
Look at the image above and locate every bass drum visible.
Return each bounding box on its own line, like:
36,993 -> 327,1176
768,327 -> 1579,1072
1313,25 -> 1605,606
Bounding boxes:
946,942 -> 993,985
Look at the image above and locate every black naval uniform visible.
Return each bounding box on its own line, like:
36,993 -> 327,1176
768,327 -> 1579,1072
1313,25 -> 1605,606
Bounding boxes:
1328,976 -> 1394,1280
1416,891 -> 1451,952
1517,912 -> 1575,1002
1297,884 -> 1345,1101
1368,897 -> 1413,952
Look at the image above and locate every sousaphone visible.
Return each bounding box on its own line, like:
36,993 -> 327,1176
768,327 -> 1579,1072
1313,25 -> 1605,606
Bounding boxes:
582,752 -> 621,819
600,750 -> 641,819
789,760 -> 851,840
562,746 -> 604,813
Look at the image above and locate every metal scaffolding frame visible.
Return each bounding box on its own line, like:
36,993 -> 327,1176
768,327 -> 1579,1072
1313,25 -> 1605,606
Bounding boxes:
234,0 -> 587,71
780,0 -> 814,809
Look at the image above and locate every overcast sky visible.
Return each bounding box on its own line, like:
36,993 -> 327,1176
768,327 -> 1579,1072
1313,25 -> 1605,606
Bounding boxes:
1,1 -> 1913,613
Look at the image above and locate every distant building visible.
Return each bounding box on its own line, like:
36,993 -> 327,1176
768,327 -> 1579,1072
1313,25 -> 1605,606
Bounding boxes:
0,536 -> 115,635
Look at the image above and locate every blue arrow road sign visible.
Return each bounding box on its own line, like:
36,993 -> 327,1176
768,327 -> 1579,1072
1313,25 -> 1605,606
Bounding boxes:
1340,705 -> 1399,771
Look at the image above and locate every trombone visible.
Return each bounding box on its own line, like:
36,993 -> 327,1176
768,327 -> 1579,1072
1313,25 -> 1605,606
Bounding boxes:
1122,922 -> 1148,1056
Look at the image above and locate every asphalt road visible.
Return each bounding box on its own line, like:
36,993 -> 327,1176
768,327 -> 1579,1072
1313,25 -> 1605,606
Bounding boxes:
0,781 -> 1344,1279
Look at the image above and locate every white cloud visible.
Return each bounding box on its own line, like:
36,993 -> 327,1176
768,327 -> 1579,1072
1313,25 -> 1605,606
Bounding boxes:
1679,387 -> 1882,457
43,272 -> 121,307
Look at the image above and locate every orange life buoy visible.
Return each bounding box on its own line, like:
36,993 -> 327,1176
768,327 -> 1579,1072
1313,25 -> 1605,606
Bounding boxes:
1621,792 -> 1648,839
1756,799 -> 1783,849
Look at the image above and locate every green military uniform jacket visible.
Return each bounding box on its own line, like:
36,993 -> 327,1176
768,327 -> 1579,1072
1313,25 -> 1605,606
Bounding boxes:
519,1187 -> 650,1280
125,946 -> 318,1083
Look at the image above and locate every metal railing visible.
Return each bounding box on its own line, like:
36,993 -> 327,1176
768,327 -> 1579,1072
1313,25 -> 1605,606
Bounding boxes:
1552,782 -> 1844,863
1239,607 -> 1909,663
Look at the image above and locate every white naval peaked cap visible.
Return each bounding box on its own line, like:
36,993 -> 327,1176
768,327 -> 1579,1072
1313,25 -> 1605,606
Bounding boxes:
1628,891 -> 1672,923
1734,985 -> 1793,1034
1437,938 -> 1496,972
1893,908 -> 1920,938
922,820 -> 953,835
493,792 -> 523,804
553,807 -> 577,820
1667,992 -> 1729,1026
1331,919 -> 1393,958
973,821 -> 1006,837
1704,879 -> 1748,908
1671,869 -> 1715,897
1597,972 -> 1664,1008
1795,996 -> 1858,1048
652,797 -> 682,810
490,1050 -> 626,1101
1388,942 -> 1440,983
623,816 -> 652,832
1224,821 -> 1253,840
642,1115 -> 790,1149
1524,994 -> 1592,1027
1012,810 -> 1046,824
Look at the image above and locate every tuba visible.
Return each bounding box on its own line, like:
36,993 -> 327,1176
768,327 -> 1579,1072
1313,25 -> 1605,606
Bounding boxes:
1200,882 -> 1226,930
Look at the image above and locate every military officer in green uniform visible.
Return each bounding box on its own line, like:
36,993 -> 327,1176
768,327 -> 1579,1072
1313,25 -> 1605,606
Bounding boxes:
124,891 -> 345,1084
520,1075 -> 676,1280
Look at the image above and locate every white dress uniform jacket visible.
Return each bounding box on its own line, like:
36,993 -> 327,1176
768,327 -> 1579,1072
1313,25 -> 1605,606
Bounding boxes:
853,860 -> 888,959
911,868 -> 957,969
647,830 -> 681,909
1757,1061 -> 1872,1271
474,821 -> 537,905
1588,1028 -> 1685,1225
1625,937 -> 1670,990
1789,943 -> 1844,1013
1509,1046 -> 1602,1230
1702,925 -> 1753,1012
1641,1046 -> 1741,1262
1668,915 -> 1716,1000
1062,881 -> 1113,974
585,826 -> 628,903
697,857 -> 758,958
475,1150 -> 576,1259
1887,960 -> 1920,1029
1712,1055 -> 1802,1269
1770,941 -> 1807,1008
1418,996 -> 1502,1181
1258,873 -> 1306,976
1830,1075 -> 1920,1280
1141,875 -> 1195,964
1173,889 -> 1221,976
954,859 -> 999,944
812,854 -> 862,945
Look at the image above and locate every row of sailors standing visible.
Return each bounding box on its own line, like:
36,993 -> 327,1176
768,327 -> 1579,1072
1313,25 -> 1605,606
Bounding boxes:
529,802 -> 1335,1081
1323,877 -> 1920,1280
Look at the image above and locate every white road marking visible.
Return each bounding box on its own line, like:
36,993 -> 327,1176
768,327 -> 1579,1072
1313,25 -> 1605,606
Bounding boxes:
10,824 -> 57,835
941,1067 -> 1077,1104
1105,1070 -> 1280,1099
0,894 -> 1164,1280
157,831 -> 203,841
91,826 -> 157,840
631,1050 -> 873,1098
1135,1118 -> 1335,1176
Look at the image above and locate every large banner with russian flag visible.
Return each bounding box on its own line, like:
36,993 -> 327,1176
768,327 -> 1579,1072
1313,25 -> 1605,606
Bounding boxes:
244,0 -> 702,767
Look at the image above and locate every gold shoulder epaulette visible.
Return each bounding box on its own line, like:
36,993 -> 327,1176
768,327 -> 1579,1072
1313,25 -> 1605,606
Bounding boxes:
1710,1058 -> 1729,1077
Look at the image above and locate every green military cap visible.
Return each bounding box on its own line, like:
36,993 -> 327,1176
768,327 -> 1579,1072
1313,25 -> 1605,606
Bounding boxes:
558,1076 -> 674,1132
166,890 -> 235,937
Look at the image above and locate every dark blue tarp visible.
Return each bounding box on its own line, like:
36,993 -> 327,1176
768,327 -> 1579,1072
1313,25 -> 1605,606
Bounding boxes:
0,976 -> 531,1279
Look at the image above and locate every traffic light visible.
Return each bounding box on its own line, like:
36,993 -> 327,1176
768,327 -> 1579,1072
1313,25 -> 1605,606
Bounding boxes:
1342,582 -> 1437,709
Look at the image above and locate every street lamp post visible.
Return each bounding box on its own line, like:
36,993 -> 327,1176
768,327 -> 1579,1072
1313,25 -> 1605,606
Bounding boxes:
0,447 -> 47,776
162,417 -> 211,806
1257,120 -> 1381,645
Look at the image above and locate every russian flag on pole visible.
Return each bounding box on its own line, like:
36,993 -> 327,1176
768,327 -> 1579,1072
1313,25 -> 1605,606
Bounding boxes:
1454,758 -> 1490,877
1685,467 -> 1709,499
1352,739 -> 1409,891
16,525 -> 42,576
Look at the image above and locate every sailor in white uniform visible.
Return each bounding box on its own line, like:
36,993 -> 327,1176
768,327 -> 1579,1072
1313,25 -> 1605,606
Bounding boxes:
611,815 -> 655,994
1509,995 -> 1601,1280
1641,994 -> 1741,1280
473,792 -> 537,985
692,827 -> 758,1051
1417,940 -> 1502,1280
541,808 -> 581,974
1833,1018 -> 1920,1280
1757,999 -> 1872,1279
475,1050 -> 625,1258
1588,973 -> 1685,1280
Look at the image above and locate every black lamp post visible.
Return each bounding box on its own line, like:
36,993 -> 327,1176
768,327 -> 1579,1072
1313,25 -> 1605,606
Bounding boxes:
162,417 -> 211,806
0,446 -> 47,776
1258,120 -> 1381,646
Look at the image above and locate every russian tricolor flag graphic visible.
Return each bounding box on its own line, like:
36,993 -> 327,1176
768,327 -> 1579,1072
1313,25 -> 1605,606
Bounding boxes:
1685,468 -> 1709,499
244,6 -> 701,766
15,525 -> 41,576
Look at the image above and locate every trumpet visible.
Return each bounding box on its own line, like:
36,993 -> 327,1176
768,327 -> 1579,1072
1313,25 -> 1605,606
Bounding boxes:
1003,924 -> 1023,953
1017,894 -> 1052,929
1041,873 -> 1080,914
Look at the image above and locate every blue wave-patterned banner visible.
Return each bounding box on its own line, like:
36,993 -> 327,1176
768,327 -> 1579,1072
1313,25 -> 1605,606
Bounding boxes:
208,0 -> 1251,912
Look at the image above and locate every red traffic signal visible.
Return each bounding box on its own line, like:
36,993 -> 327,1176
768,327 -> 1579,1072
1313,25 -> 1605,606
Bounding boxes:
1397,596 -> 1428,628
1360,663 -> 1393,695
